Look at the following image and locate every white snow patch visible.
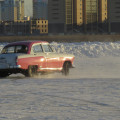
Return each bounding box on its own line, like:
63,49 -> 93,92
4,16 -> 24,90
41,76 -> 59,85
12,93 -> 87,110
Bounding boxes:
51,42 -> 120,57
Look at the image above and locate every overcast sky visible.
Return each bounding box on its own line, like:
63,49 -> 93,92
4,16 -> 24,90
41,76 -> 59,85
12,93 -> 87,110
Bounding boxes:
24,0 -> 33,16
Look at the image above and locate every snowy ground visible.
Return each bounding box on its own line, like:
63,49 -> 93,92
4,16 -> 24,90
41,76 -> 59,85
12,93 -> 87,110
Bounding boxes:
0,42 -> 120,120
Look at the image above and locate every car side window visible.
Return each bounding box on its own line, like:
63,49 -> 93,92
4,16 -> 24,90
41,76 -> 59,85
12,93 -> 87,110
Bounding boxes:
2,46 -> 15,54
2,45 -> 28,54
33,44 -> 43,53
42,45 -> 53,53
16,45 -> 28,53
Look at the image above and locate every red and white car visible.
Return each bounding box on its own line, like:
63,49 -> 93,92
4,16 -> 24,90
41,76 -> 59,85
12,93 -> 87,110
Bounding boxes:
0,41 -> 75,77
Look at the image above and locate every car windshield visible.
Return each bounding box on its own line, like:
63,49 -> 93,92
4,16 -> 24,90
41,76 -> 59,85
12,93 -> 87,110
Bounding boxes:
1,45 -> 28,54
42,44 -> 53,52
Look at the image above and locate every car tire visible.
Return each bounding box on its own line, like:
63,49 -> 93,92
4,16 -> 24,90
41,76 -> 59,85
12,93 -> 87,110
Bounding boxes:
25,66 -> 38,77
0,72 -> 9,78
62,62 -> 70,76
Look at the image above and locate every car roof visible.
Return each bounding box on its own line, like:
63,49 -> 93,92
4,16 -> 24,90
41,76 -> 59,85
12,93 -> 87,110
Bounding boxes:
5,40 -> 49,47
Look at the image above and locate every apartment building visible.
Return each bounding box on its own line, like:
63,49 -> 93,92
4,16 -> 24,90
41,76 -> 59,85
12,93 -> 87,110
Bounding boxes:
83,0 -> 98,32
48,0 -> 73,34
0,21 -> 4,34
31,19 -> 48,34
99,0 -> 107,23
15,0 -> 24,20
108,0 -> 120,33
65,0 -> 73,32
48,0 -> 65,34
0,19 -> 48,35
2,20 -> 30,35
0,0 -> 24,21
73,0 -> 83,26
73,0 -> 108,33
0,0 -> 4,21
33,0 -> 48,19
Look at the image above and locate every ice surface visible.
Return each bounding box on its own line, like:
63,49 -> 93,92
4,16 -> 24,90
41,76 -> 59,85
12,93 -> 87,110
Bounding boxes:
0,78 -> 120,120
0,42 -> 120,120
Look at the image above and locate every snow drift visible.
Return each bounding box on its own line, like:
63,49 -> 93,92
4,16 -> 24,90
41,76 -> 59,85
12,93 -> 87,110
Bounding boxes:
51,42 -> 120,57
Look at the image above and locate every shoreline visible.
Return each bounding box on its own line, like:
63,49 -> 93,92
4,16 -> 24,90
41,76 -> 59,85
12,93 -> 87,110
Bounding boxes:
0,34 -> 120,42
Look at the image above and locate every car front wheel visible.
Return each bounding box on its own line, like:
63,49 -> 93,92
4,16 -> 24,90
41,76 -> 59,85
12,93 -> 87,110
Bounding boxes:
62,62 -> 70,76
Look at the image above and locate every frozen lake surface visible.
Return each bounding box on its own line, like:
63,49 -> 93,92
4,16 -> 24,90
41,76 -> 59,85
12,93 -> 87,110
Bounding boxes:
0,42 -> 120,120
0,77 -> 120,120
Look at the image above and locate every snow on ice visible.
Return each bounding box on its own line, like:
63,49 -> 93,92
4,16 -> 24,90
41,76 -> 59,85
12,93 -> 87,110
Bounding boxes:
51,42 -> 120,57
0,42 -> 120,120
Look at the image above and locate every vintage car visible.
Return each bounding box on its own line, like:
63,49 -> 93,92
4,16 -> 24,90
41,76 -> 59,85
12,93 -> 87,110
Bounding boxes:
0,41 -> 75,77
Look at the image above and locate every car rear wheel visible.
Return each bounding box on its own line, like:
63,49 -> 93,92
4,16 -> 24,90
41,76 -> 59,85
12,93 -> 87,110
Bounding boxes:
62,62 -> 70,76
25,66 -> 38,77
0,72 -> 10,78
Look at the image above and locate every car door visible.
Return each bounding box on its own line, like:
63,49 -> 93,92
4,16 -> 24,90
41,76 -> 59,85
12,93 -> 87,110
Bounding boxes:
42,44 -> 61,70
31,44 -> 47,71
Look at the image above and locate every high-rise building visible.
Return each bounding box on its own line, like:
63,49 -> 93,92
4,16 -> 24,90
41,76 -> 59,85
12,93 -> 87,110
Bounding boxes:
73,0 -> 83,27
0,0 -> 4,21
83,0 -> 98,32
48,0 -> 65,33
108,0 -> 120,33
48,0 -> 73,34
65,0 -> 73,32
98,0 -> 108,32
15,0 -> 24,20
99,0 -> 107,23
0,0 -> 24,21
33,0 -> 48,19
73,0 -> 108,33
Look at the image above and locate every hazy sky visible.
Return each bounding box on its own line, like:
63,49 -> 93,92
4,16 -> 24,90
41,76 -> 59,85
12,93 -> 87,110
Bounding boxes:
24,0 -> 33,16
